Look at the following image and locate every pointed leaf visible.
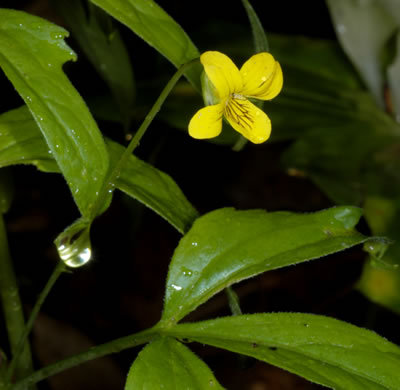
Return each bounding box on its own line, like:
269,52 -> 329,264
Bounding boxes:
161,207 -> 367,325
53,0 -> 135,128
90,0 -> 202,91
0,9 -> 109,217
0,106 -> 198,234
125,337 -> 224,390
167,313 -> 400,390
241,0 -> 269,53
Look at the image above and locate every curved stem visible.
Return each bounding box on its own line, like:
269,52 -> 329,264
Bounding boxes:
90,58 -> 200,220
12,326 -> 159,390
7,262 -> 66,383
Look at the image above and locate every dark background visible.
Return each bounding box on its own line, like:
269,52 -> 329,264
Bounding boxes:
1,1 -> 398,389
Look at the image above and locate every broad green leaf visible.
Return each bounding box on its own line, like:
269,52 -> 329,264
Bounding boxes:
0,106 -> 198,234
241,0 -> 269,53
326,0 -> 397,108
125,337 -> 224,390
53,0 -> 135,129
89,0 -> 202,91
0,9 -> 109,217
166,313 -> 400,390
161,207 -> 367,325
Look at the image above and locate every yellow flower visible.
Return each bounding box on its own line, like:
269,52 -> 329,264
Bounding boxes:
189,51 -> 283,144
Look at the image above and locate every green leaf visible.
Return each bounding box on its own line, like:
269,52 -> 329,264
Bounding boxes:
167,313 -> 400,390
161,207 -> 367,325
106,139 -> 198,234
241,0 -> 269,53
0,106 -> 198,234
125,337 -> 224,390
53,0 -> 135,129
326,0 -> 397,108
0,106 -> 59,173
89,0 -> 202,91
0,9 -> 109,217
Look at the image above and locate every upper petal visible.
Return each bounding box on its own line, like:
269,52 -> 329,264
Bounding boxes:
188,103 -> 223,139
200,51 -> 242,99
224,97 -> 271,144
239,52 -> 283,100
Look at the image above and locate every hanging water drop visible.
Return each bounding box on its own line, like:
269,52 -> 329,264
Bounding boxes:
55,221 -> 92,268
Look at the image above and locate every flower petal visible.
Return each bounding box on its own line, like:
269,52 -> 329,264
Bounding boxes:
200,51 -> 242,100
189,103 -> 223,139
239,52 -> 283,100
224,97 -> 271,144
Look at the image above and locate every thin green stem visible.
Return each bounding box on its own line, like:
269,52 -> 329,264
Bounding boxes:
7,262 -> 66,383
90,58 -> 200,220
13,326 -> 159,390
0,214 -> 34,384
225,286 -> 243,316
232,135 -> 248,151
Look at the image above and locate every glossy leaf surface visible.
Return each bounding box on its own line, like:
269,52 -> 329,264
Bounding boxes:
0,9 -> 109,217
53,0 -> 135,128
162,207 -> 367,325
0,106 -> 198,234
90,0 -> 202,90
125,337 -> 224,390
167,313 -> 400,390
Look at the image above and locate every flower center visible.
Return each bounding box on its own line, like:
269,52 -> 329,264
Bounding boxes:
224,94 -> 254,130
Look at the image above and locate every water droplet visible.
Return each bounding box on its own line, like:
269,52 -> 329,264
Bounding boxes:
181,267 -> 193,277
191,242 -> 198,247
55,144 -> 59,148
19,23 -> 23,27
48,150 -> 52,154
171,284 -> 182,291
25,96 -> 32,102
55,221 -> 92,268
50,32 -> 64,40
364,238 -> 391,261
